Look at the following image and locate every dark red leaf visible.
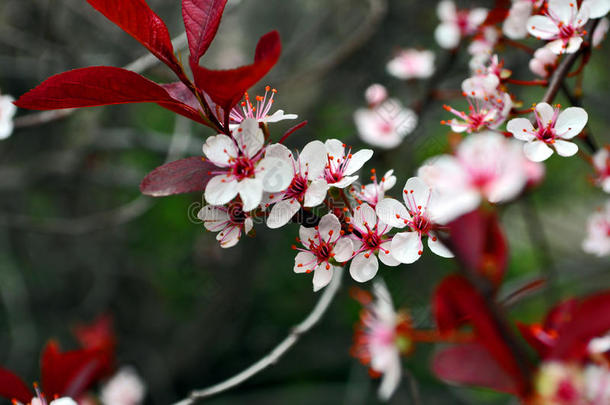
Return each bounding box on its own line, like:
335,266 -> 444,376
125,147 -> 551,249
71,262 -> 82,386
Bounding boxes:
446,209 -> 508,288
182,0 -> 228,64
433,343 -> 521,395
140,157 -> 218,197
0,368 -> 32,403
73,315 -> 116,377
16,67 -> 179,110
433,275 -> 530,395
41,341 -> 108,399
86,0 -> 182,75
550,292 -> 610,361
481,0 -> 511,26
191,30 -> 281,112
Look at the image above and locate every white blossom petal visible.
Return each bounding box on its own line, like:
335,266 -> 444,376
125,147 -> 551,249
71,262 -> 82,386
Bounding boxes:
507,118 -> 536,141
555,107 -> 588,139
202,134 -> 237,167
379,241 -> 400,266
427,233 -> 454,258
303,179 -> 328,207
217,225 -> 241,248
553,140 -> 579,157
205,174 -> 239,206
350,252 -> 379,282
524,140 -> 554,162
376,198 -> 409,229
257,156 -> 294,192
267,198 -> 300,229
318,213 -> 341,243
527,15 -> 560,39
239,178 -> 263,211
234,118 -> 264,158
353,203 -> 377,231
345,149 -> 374,175
294,251 -> 316,273
312,264 -> 334,292
535,102 -> 556,125
391,232 -> 422,264
403,177 -> 430,211
435,23 -> 461,49
300,140 -> 327,179
334,238 -> 354,262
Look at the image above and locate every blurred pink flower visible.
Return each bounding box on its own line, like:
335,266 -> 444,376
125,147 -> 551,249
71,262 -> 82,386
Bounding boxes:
435,0 -> 488,49
101,367 -> 146,405
386,49 -> 435,80
582,201 -> 610,257
592,148 -> 610,193
0,93 -> 16,140
529,47 -> 559,78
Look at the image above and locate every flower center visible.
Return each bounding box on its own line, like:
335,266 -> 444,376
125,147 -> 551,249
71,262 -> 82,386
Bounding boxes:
537,125 -> 557,144
231,156 -> 256,180
228,203 -> 247,225
363,231 -> 381,249
411,214 -> 432,234
285,174 -> 308,200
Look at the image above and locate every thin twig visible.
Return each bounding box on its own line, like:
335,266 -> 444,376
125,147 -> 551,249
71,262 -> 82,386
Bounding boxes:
13,33 -> 188,129
172,267 -> 344,405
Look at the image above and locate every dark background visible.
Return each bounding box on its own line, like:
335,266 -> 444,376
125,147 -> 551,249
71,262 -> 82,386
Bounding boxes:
0,0 -> 608,404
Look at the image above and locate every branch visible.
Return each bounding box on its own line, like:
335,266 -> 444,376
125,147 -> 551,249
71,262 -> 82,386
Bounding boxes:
13,33 -> 188,129
541,19 -> 599,105
172,267 -> 344,405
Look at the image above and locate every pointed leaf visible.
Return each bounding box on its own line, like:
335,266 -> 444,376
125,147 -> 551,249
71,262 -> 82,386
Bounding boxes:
446,209 -> 508,288
550,292 -> 610,361
15,67 -> 208,124
140,157 -> 219,197
86,0 -> 182,74
433,275 -> 530,395
182,0 -> 228,63
433,343 -> 521,395
41,341 -> 108,399
192,30 -> 281,112
0,368 -> 32,403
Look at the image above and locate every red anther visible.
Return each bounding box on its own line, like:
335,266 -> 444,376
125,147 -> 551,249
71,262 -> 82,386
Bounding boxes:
432,237 -> 437,241
418,250 -> 423,255
326,263 -> 331,270
298,263 -> 303,267
395,214 -> 400,219
328,230 -> 334,235
348,154 -> 353,159
364,253 -> 370,258
265,85 -> 271,92
315,226 -> 319,230
370,176 -> 375,181
343,207 -> 349,212
440,120 -> 447,125
371,168 -> 376,174
291,244 -> 297,250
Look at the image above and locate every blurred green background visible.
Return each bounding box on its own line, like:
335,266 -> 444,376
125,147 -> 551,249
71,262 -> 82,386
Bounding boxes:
0,0 -> 608,404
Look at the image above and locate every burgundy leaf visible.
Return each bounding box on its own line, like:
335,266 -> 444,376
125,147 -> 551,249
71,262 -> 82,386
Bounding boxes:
481,0 -> 511,26
446,209 -> 508,288
0,368 -> 32,404
550,292 -> 610,361
182,0 -> 228,64
41,341 -> 108,399
140,157 -> 218,197
433,275 -> 530,395
86,0 -> 182,75
433,343 -> 521,395
191,30 -> 281,112
16,67 -> 181,110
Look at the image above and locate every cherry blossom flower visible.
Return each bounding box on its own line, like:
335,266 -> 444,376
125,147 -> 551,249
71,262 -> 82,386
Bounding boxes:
592,147 -> 610,193
592,17 -> 610,47
584,365 -> 610,404
348,203 -> 399,283
441,91 -> 512,133
263,141 -> 329,228
351,281 -> 412,400
203,118 -> 293,211
229,86 -> 297,129
529,47 -> 559,78
0,92 -> 17,140
351,169 -> 397,207
506,102 -> 588,162
365,83 -> 388,107
376,177 -> 454,264
386,49 -> 435,80
101,367 -> 146,405
354,99 -> 418,149
435,0 -> 488,49
293,213 -> 354,291
527,0 -> 590,54
418,132 -> 529,222
582,202 -> 610,257
583,0 -> 610,19
503,0 -> 544,39
322,139 -> 373,188
462,71 -> 500,99
198,202 -> 254,248
468,27 -> 499,70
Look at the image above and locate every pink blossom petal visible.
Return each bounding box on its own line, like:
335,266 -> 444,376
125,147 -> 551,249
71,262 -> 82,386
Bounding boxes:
403,177 -> 431,211
379,241 -> 400,266
217,225 -> 241,248
294,251 -> 316,273
535,102 -> 555,125
428,233 -> 454,258
318,213 -> 341,242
